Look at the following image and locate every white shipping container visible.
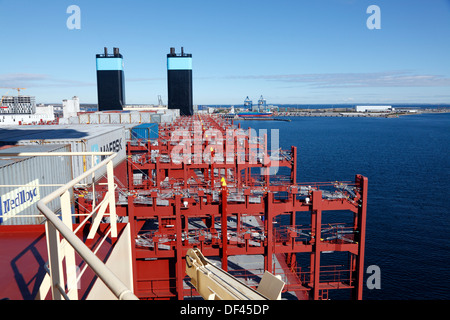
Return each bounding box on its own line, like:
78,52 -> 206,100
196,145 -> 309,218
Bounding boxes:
161,114 -> 173,123
151,114 -> 161,123
69,116 -> 80,124
79,113 -> 90,124
89,113 -> 100,124
140,112 -> 151,123
0,125 -> 127,184
109,113 -> 121,124
130,112 -> 141,123
0,144 -> 73,225
109,123 -> 138,141
120,113 -> 130,124
99,113 -> 110,124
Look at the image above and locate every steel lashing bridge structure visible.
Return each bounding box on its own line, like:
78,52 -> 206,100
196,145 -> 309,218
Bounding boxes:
76,115 -> 368,300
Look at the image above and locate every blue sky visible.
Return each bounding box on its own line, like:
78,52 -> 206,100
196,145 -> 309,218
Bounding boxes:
0,0 -> 449,105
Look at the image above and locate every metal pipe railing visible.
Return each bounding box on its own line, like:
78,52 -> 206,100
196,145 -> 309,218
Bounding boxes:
26,151 -> 140,300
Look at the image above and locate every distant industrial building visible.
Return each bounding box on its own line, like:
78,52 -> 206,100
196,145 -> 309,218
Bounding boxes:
0,95 -> 36,114
62,96 -> 80,118
0,94 -> 55,125
96,47 -> 126,111
355,105 -> 393,112
167,47 -> 193,116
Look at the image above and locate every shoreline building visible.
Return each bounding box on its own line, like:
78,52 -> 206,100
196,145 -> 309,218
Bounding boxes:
0,95 -> 55,125
0,95 -> 36,114
355,105 -> 392,112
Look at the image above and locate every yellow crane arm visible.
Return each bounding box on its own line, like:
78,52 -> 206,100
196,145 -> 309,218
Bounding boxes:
185,248 -> 285,300
0,87 -> 26,95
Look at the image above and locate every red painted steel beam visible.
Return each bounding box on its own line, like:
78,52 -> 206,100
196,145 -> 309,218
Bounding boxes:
80,115 -> 369,300
311,190 -> 323,300
352,174 -> 368,300
174,194 -> 184,300
221,183 -> 228,271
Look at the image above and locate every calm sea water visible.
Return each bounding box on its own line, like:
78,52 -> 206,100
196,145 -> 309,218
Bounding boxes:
236,113 -> 450,300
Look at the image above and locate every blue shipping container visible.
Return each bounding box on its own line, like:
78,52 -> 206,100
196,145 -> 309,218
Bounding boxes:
131,123 -> 159,140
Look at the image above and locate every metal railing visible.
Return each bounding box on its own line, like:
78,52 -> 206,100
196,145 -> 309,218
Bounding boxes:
4,151 -> 141,300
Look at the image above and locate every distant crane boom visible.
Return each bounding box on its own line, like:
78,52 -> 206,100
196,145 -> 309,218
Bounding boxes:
0,87 -> 26,96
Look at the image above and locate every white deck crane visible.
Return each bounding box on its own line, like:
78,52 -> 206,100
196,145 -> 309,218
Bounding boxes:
185,248 -> 285,300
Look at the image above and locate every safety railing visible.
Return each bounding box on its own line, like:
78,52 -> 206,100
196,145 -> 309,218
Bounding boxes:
274,223 -> 356,244
136,225 -> 266,250
16,151 -> 141,300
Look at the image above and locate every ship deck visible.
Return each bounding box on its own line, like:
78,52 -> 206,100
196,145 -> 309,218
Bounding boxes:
0,223 -> 126,300
1,115 -> 367,300
0,221 -> 306,300
0,225 -> 47,300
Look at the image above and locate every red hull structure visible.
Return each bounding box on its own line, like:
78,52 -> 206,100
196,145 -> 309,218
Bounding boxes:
1,114 -> 367,300
77,115 -> 368,300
